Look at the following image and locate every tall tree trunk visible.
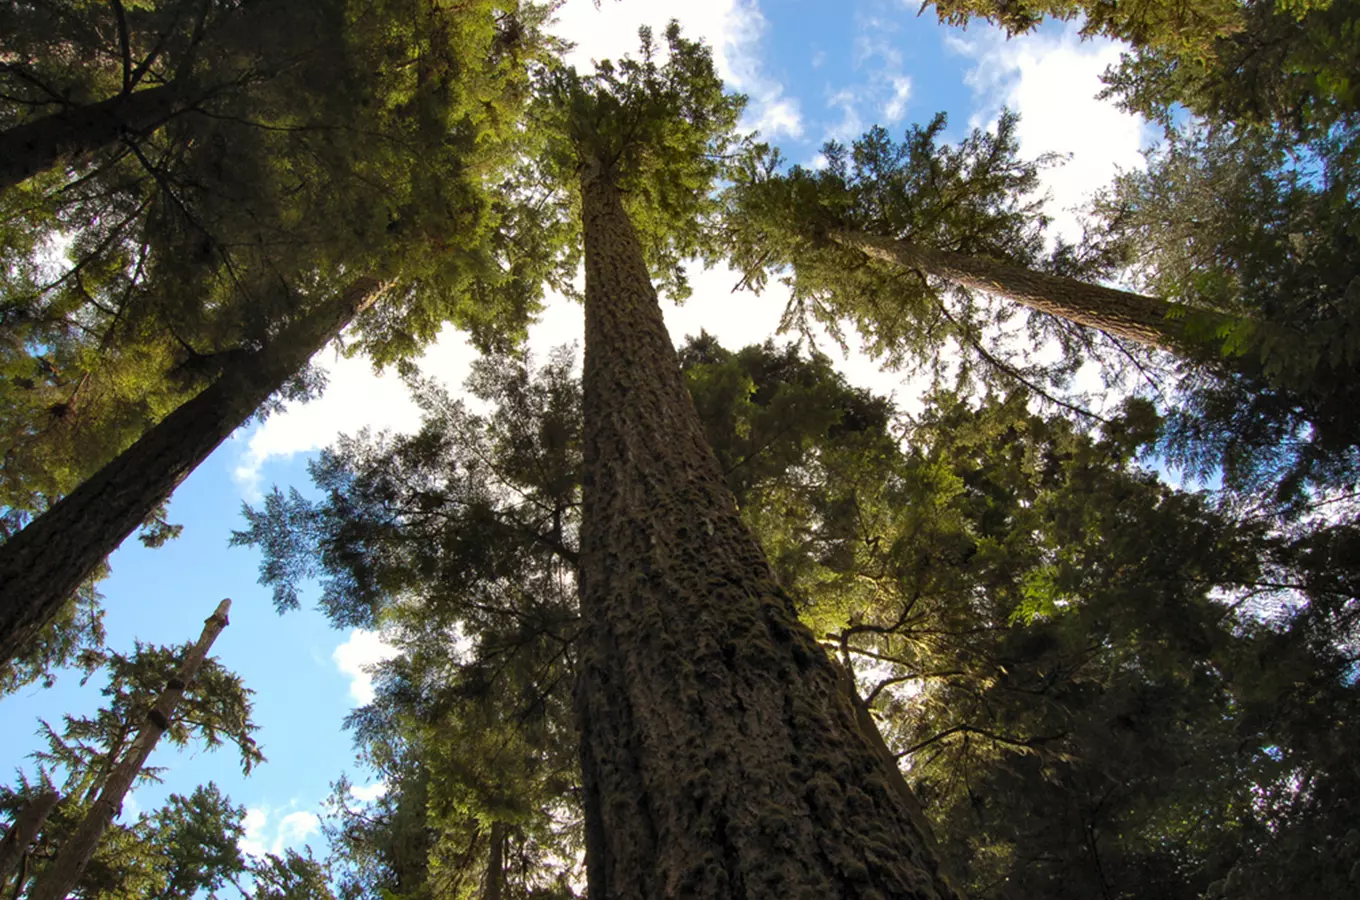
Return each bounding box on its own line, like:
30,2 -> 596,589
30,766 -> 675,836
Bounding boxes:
830,227 -> 1242,357
0,84 -> 193,191
0,278 -> 385,669
573,167 -> 962,899
26,600 -> 231,900
484,821 -> 506,900
0,790 -> 59,888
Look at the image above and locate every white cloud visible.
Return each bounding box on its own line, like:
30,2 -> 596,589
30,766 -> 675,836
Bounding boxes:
852,18 -> 904,70
824,87 -> 865,143
818,14 -> 914,146
239,807 -> 270,858
349,781 -> 389,804
239,806 -> 322,858
332,629 -> 399,706
276,811 -> 321,849
948,22 -> 1152,241
662,261 -> 786,349
550,0 -> 801,138
883,75 -> 912,123
229,326 -> 476,500
752,97 -> 804,139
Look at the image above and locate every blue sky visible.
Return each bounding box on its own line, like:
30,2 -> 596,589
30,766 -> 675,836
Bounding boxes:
0,0 -> 1155,866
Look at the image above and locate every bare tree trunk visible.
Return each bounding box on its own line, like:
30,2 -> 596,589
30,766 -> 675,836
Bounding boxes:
26,599 -> 231,900
573,167 -> 963,899
830,227 -> 1240,356
0,790 -> 59,889
0,279 -> 385,670
0,84 -> 192,191
484,821 -> 506,900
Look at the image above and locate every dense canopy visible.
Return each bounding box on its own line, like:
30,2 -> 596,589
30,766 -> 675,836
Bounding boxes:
1,1 -> 1358,898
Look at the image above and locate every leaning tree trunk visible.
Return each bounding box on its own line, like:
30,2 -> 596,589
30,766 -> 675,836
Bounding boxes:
26,600 -> 231,900
0,789 -> 60,887
0,278 -> 385,670
573,166 -> 962,899
830,227 -> 1244,358
0,83 -> 194,191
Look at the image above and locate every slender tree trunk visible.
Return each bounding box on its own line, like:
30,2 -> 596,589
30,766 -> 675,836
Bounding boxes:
830,227 -> 1242,357
573,167 -> 962,899
484,821 -> 506,900
0,790 -> 59,888
26,599 -> 231,900
0,278 -> 385,670
0,84 -> 194,191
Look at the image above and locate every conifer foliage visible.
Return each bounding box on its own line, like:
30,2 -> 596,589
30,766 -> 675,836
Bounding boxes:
3,2 -> 1360,898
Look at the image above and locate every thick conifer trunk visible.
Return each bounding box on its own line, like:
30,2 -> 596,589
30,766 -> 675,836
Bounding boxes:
574,169 -> 961,899
0,789 -> 60,886
0,84 -> 192,190
831,227 -> 1239,356
0,279 -> 384,669
26,600 -> 231,900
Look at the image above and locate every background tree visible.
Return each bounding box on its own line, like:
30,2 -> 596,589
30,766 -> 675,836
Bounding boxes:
26,599 -> 233,900
722,113 -> 1360,513
239,348 -> 588,900
1,632 -> 261,898
245,849 -> 337,900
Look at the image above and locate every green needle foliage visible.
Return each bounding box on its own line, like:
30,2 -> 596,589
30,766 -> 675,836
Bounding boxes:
924,0 -> 1360,140
529,21 -> 746,297
0,0 -> 566,691
0,0 -> 559,523
808,388 -> 1359,899
1093,122 -> 1360,508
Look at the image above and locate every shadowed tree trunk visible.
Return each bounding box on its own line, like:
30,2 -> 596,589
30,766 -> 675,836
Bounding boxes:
484,821 -> 506,900
573,164 -> 963,899
830,227 -> 1244,357
0,278 -> 385,670
26,599 -> 231,900
0,84 -> 195,191
0,789 -> 60,888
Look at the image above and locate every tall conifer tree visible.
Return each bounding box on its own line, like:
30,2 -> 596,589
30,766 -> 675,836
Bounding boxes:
531,26 -> 961,896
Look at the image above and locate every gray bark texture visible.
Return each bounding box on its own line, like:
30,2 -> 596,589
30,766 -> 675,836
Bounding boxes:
831,227 -> 1238,356
0,84 -> 191,191
0,278 -> 383,670
0,790 -> 59,887
573,170 -> 964,900
25,599 -> 231,900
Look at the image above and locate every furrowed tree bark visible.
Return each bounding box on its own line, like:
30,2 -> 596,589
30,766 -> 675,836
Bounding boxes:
0,278 -> 385,669
830,227 -> 1241,357
0,789 -> 59,887
0,83 -> 194,191
574,166 -> 963,899
26,599 -> 231,900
